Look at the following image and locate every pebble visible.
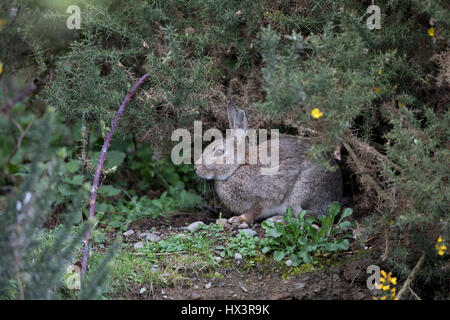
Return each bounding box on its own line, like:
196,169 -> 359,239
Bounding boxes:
187,221 -> 204,232
204,282 -> 212,289
240,228 -> 257,237
133,242 -> 144,249
215,256 -> 222,262
146,233 -> 161,242
151,265 -> 159,273
237,222 -> 249,229
295,282 -> 306,290
234,253 -> 243,260
191,292 -> 201,300
285,259 -> 293,267
139,287 -> 147,294
239,281 -> 248,293
216,219 -> 230,228
123,230 -> 134,237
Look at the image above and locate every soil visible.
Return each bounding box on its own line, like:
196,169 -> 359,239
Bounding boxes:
119,208 -> 383,300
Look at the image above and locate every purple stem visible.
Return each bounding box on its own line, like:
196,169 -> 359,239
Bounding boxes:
81,73 -> 150,276
0,83 -> 38,113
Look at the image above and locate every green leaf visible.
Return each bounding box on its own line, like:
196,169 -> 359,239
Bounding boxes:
58,184 -> 77,196
326,202 -> 341,217
298,251 -> 312,264
337,220 -> 354,229
341,208 -> 353,219
267,228 -> 283,238
64,160 -> 81,174
91,150 -> 126,169
98,185 -> 121,197
261,246 -> 271,254
64,175 -> 84,185
273,251 -> 286,262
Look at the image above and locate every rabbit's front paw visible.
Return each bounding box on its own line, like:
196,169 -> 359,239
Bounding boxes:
229,213 -> 253,225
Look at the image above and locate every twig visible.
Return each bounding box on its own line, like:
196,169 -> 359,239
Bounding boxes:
382,227 -> 389,261
396,252 -> 425,300
409,287 -> 421,300
0,82 -> 38,113
81,72 -> 152,276
1,115 -> 36,175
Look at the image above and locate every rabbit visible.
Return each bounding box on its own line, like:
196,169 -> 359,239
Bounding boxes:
194,101 -> 343,224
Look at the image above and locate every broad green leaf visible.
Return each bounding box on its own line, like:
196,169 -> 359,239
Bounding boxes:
341,208 -> 353,219
273,251 -> 286,261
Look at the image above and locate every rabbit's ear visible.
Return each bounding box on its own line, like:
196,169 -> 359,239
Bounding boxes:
234,110 -> 248,142
227,101 -> 237,129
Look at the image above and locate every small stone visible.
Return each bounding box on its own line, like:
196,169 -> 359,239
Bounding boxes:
204,282 -> 212,289
139,287 -> 147,294
146,233 -> 161,242
191,292 -> 201,300
133,241 -> 144,249
237,222 -> 249,229
161,289 -> 166,295
193,285 -> 199,290
215,256 -> 222,262
139,232 -> 148,238
239,281 -> 248,293
240,229 -> 257,237
162,295 -> 168,299
151,265 -> 159,273
187,221 -> 204,232
285,259 -> 293,267
234,253 -> 243,260
123,230 -> 134,237
295,282 -> 306,290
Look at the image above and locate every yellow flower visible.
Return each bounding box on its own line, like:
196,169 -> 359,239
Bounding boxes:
381,270 -> 387,278
437,245 -> 447,256
428,27 -> 435,37
378,69 -> 383,76
373,87 -> 381,93
380,296 -> 387,300
437,236 -> 443,243
311,108 -> 323,119
382,285 -> 390,291
0,18 -> 7,32
0,59 -> 2,75
398,101 -> 405,108
389,277 -> 397,285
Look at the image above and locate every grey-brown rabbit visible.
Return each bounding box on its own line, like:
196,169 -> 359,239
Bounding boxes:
195,101 -> 343,224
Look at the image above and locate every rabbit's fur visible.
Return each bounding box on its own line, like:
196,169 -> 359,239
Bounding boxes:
195,102 -> 343,224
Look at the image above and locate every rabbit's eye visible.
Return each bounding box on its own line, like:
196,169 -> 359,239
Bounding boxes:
214,149 -> 224,157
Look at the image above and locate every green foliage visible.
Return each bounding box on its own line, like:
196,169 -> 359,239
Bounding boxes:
100,187 -> 201,230
261,203 -> 355,266
0,115 -> 113,299
221,231 -> 261,259
140,223 -> 224,262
